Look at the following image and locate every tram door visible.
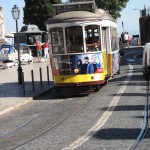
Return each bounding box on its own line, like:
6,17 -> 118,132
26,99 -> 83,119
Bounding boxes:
102,27 -> 109,76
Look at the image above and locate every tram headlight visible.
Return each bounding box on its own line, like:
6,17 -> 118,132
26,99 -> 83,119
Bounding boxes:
91,76 -> 94,80
74,68 -> 79,74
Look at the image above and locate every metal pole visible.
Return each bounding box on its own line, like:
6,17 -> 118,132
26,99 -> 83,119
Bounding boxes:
122,21 -> 124,33
16,19 -> 23,84
47,66 -> 50,84
22,72 -> 25,95
40,67 -> 43,88
31,70 -> 35,91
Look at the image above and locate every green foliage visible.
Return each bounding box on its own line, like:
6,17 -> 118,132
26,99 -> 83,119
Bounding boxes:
23,0 -> 60,31
23,0 -> 129,31
95,0 -> 129,19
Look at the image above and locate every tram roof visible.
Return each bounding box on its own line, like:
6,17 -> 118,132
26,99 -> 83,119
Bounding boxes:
47,9 -> 116,24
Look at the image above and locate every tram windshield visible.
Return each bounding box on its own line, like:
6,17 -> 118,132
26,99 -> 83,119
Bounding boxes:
85,25 -> 101,52
50,25 -> 102,54
66,26 -> 83,53
51,27 -> 64,54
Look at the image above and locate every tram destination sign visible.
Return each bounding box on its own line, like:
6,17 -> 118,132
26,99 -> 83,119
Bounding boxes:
52,1 -> 96,15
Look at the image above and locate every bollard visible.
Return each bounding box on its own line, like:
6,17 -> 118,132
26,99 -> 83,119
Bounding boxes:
40,67 -> 43,88
22,72 -> 25,95
47,66 -> 50,84
31,70 -> 35,91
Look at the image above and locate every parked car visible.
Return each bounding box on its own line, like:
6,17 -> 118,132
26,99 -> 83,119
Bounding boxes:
14,43 -> 33,64
142,42 -> 150,80
0,44 -> 18,65
0,43 -> 33,66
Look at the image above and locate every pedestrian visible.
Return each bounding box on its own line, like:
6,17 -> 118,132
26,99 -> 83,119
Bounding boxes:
36,41 -> 42,62
121,32 -> 125,44
124,32 -> 129,48
127,33 -> 130,48
43,41 -> 49,59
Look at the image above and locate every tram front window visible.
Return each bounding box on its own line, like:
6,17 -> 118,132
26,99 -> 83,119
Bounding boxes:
65,26 -> 83,53
51,28 -> 64,54
85,25 -> 101,52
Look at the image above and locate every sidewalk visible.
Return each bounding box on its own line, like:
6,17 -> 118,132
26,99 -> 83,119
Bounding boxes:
0,58 -> 54,116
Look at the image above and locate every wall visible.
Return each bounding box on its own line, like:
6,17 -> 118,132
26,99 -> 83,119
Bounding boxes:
0,6 -> 4,37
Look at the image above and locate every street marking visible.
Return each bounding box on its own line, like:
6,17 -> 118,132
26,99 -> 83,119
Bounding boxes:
127,59 -> 135,62
62,65 -> 133,150
0,98 -> 32,116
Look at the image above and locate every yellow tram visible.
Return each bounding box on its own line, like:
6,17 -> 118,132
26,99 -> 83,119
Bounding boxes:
46,1 -> 120,92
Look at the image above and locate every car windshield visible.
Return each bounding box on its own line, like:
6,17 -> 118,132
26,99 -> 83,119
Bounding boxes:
0,48 -> 9,54
21,46 -> 30,54
14,44 -> 30,54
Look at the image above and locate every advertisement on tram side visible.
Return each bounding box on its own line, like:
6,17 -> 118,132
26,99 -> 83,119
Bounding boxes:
112,52 -> 120,74
52,53 -> 103,75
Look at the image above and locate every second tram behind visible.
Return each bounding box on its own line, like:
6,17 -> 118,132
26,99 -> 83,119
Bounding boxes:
46,1 -> 120,92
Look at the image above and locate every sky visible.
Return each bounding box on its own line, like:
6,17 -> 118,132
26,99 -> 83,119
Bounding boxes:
117,0 -> 150,37
0,0 -> 150,37
0,0 -> 25,34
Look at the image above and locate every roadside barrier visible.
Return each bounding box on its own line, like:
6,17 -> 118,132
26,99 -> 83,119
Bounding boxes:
22,65 -> 51,95
22,72 -> 25,95
31,70 -> 35,91
40,67 -> 43,88
47,66 -> 50,85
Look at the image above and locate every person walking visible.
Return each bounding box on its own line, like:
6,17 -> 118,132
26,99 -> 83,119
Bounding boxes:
43,41 -> 49,59
124,32 -> 129,48
36,41 -> 42,62
127,33 -> 130,48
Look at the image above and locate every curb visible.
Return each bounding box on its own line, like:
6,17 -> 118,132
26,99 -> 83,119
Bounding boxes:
0,86 -> 54,116
0,98 -> 33,116
33,86 -> 54,99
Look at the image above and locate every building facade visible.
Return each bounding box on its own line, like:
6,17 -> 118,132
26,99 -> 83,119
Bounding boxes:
0,6 -> 4,37
139,5 -> 150,45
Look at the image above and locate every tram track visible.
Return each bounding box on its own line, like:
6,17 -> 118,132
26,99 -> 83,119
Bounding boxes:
129,76 -> 149,150
0,51 -> 145,150
0,90 -> 97,150
0,61 -> 134,150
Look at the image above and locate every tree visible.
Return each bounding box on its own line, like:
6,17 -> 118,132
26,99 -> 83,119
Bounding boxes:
95,0 -> 129,19
23,0 -> 60,31
23,0 -> 129,31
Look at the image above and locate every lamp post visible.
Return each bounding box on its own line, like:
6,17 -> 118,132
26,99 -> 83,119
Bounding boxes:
133,9 -> 142,17
122,21 -> 124,33
11,5 -> 23,84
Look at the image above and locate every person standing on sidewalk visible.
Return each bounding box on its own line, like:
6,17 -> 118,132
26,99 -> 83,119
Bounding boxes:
43,41 -> 49,59
124,32 -> 129,48
36,41 -> 42,62
127,33 -> 130,48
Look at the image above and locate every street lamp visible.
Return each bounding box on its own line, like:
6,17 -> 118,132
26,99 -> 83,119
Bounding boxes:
133,9 -> 142,17
11,5 -> 23,84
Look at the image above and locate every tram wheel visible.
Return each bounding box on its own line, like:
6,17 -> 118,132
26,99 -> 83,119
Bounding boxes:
93,85 -> 101,92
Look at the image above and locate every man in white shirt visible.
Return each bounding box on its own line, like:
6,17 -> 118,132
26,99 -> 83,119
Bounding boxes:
124,32 -> 129,48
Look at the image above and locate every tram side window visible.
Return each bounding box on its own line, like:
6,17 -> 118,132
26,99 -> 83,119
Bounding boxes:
85,25 -> 101,52
51,28 -> 64,54
102,27 -> 107,51
110,28 -> 119,52
65,26 -> 83,53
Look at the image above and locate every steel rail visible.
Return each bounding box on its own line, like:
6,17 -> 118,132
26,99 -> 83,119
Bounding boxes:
2,91 -> 94,150
129,76 -> 149,150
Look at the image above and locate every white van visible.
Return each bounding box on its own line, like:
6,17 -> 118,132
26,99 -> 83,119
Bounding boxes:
0,44 -> 33,66
142,42 -> 150,80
